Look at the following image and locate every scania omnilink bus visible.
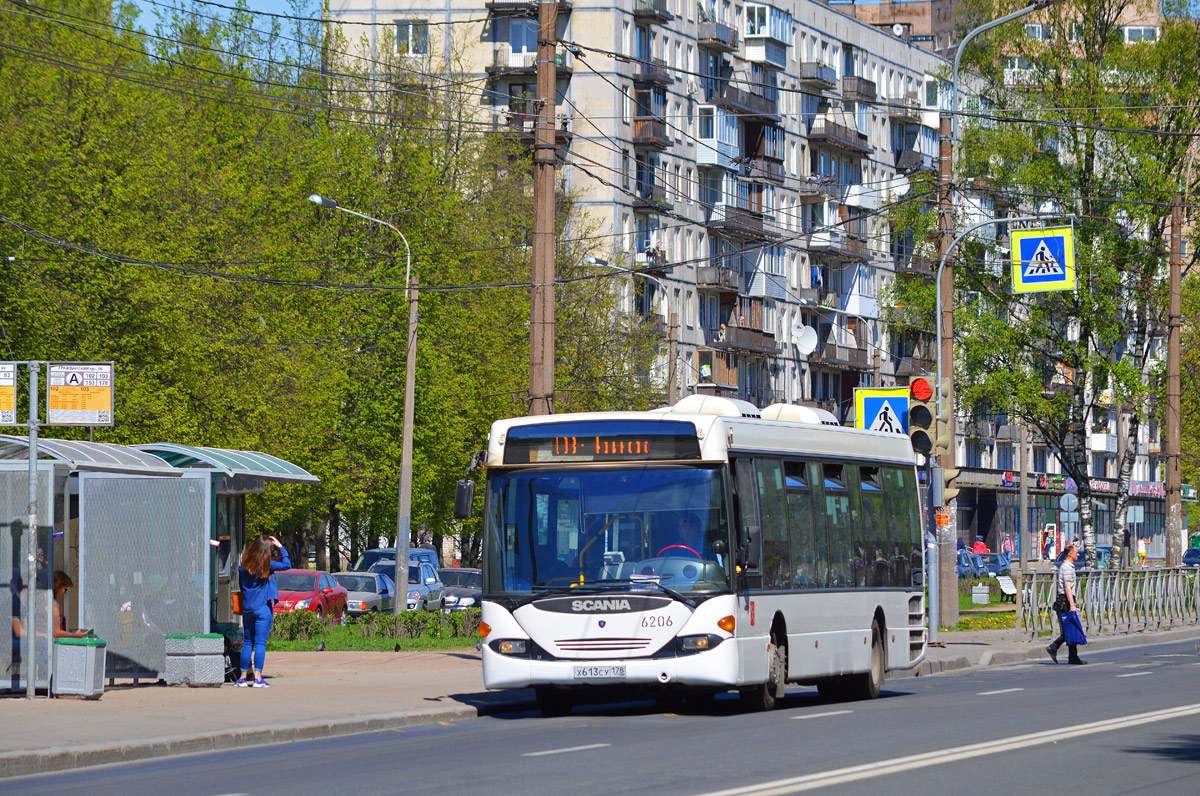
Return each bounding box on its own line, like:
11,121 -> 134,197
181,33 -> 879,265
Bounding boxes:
457,394 -> 927,715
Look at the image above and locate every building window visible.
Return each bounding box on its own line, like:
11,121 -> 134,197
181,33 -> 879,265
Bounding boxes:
1034,447 -> 1049,473
1023,23 -> 1052,42
996,443 -> 1014,471
1122,26 -> 1158,43
396,20 -> 429,56
1068,22 -> 1084,42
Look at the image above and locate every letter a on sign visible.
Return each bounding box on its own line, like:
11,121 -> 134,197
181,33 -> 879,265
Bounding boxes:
1010,226 -> 1076,293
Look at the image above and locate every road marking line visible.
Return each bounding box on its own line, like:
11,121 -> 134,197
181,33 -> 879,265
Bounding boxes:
692,703 -> 1200,796
791,710 -> 853,720
1116,672 -> 1152,678
523,743 -> 611,757
977,688 -> 1024,696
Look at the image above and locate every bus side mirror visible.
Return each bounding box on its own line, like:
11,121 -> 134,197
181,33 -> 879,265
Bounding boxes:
453,479 -> 476,519
740,525 -> 761,570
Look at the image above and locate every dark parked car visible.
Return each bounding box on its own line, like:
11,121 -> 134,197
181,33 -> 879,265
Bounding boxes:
352,547 -> 440,571
273,570 -> 349,623
438,567 -> 482,612
334,571 -> 396,615
368,561 -> 444,611
1182,548 -> 1200,568
975,553 -> 1011,577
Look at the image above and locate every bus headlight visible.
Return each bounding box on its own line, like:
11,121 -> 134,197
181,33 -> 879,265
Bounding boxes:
679,635 -> 711,652
498,640 -> 527,655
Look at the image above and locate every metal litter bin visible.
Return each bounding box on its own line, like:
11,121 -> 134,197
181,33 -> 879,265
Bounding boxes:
165,633 -> 225,686
53,637 -> 107,699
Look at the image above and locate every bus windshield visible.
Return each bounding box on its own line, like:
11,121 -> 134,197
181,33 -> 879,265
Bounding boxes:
485,465 -> 731,595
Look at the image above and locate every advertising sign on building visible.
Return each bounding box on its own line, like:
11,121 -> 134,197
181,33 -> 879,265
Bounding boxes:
0,363 -> 14,425
47,362 -> 114,426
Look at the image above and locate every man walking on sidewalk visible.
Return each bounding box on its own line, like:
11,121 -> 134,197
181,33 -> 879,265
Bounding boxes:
1047,544 -> 1087,665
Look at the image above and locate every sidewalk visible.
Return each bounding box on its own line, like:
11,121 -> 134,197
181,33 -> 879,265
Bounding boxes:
5,626 -> 1200,780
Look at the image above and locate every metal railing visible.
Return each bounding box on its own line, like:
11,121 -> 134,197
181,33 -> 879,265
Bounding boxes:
1020,568 -> 1200,639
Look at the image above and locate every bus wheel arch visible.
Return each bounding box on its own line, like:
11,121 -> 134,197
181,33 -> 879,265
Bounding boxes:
872,607 -> 888,673
740,615 -> 787,711
845,618 -> 886,701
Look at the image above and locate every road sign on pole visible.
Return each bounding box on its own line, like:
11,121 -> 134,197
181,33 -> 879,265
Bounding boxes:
47,362 -> 114,426
855,387 -> 909,434
1010,226 -> 1076,293
0,363 -> 15,425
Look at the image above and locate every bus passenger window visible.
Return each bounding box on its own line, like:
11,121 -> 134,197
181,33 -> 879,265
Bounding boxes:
785,460 -> 820,589
756,458 -> 790,590
822,463 -> 852,588
856,466 -> 887,588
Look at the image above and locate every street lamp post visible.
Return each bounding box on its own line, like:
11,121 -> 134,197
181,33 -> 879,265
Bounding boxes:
587,257 -> 678,405
309,194 -> 415,615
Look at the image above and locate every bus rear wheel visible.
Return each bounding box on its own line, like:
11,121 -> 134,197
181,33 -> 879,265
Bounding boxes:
845,621 -> 885,701
535,687 -> 574,717
740,633 -> 786,711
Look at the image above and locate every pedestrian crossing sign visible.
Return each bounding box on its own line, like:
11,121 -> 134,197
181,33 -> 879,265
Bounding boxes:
854,387 -> 909,435
1010,226 -> 1076,294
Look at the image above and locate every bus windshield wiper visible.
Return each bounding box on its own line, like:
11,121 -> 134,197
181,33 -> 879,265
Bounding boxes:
514,584 -> 603,608
588,578 -> 691,604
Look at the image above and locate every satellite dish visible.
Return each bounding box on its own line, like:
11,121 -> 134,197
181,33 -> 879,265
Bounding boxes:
795,326 -> 818,356
891,174 -> 910,198
892,23 -> 905,37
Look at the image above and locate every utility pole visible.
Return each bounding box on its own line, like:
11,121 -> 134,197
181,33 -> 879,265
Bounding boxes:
936,112 -> 958,629
528,0 -> 559,416
1165,195 -> 1182,566
395,274 -> 418,614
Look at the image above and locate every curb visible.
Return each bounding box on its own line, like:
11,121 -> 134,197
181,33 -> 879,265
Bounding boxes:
977,626 -> 1200,667
0,701 -> 534,781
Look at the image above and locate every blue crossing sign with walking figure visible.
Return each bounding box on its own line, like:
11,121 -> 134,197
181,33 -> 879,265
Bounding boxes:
854,387 -> 909,435
1010,226 -> 1076,293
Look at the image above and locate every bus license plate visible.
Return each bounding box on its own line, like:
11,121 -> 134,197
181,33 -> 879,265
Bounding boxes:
573,665 -> 626,680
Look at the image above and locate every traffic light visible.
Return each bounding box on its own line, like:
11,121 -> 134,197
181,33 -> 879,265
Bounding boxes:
908,374 -> 935,454
932,377 -> 955,458
941,466 -> 961,504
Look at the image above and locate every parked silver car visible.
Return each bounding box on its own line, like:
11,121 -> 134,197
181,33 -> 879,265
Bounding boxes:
438,567 -> 482,612
369,561 -> 444,611
334,571 -> 396,616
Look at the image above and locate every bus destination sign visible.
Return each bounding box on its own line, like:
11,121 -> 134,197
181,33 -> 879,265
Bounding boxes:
503,420 -> 701,464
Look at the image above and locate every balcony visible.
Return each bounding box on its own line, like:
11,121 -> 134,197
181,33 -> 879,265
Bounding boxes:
794,175 -> 840,199
895,254 -> 933,275
633,58 -> 673,86
696,265 -> 739,293
840,76 -> 877,103
705,204 -> 776,241
808,119 -> 871,156
632,116 -> 670,149
797,62 -> 837,91
633,181 -> 671,213
702,79 -> 776,119
894,354 -> 934,378
794,286 -> 819,304
487,45 -> 573,77
810,341 -> 868,369
887,93 -> 922,124
633,0 -> 673,24
745,157 -> 785,184
697,21 -> 738,53
702,324 -> 780,354
495,110 -> 574,145
486,0 -> 572,13
897,148 -> 936,173
1090,433 -> 1118,454
807,229 -> 868,263
633,245 -> 668,271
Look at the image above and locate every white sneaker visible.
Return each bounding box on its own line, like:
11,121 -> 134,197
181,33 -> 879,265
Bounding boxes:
252,678 -> 270,688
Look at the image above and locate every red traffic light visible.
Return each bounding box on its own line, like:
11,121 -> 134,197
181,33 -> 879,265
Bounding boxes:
910,377 -> 933,402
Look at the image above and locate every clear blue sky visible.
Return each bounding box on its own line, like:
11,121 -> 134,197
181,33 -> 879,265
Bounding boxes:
128,0 -> 321,31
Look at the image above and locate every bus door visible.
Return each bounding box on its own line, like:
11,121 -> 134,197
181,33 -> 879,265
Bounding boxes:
731,457 -> 762,588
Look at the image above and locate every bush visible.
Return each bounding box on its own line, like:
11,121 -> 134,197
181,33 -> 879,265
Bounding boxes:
272,609 -> 328,641
352,609 -> 481,640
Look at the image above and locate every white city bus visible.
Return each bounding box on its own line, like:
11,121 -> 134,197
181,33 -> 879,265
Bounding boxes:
462,394 -> 927,715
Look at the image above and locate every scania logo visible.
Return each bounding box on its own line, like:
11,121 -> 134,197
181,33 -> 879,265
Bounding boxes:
571,598 -> 632,612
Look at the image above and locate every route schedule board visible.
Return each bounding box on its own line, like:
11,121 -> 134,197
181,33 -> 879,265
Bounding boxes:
48,362 -> 114,426
0,363 -> 14,425
1010,226 -> 1076,294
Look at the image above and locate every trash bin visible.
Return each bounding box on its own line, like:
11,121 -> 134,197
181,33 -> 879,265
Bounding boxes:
165,633 -> 225,686
971,584 -> 990,605
53,637 -> 107,699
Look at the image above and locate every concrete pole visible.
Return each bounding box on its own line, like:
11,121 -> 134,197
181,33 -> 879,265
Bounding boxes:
394,275 -> 418,614
25,362 -> 39,699
936,113 -> 958,630
1019,423 -> 1029,568
1165,196 -> 1182,566
528,0 -> 559,416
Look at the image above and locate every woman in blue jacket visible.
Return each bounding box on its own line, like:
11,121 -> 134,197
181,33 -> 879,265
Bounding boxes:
237,534 -> 290,688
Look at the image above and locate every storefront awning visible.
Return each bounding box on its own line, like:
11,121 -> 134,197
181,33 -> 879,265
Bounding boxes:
134,443 -> 319,484
0,436 -> 184,476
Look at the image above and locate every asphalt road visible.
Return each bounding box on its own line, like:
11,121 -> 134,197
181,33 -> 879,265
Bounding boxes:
10,638 -> 1200,796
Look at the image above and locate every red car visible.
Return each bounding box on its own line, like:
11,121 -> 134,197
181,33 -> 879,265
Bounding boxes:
272,569 -> 349,623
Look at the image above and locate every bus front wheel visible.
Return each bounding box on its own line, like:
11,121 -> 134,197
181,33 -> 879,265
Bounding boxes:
845,621 -> 885,701
740,632 -> 786,711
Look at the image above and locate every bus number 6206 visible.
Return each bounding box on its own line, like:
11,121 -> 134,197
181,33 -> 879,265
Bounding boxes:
641,615 -> 673,628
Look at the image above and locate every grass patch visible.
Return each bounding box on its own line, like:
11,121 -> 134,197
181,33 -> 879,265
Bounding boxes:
267,626 -> 478,653
942,611 -> 1017,632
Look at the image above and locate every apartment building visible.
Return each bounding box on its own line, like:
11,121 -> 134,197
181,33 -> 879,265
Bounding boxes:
329,0 -> 949,421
